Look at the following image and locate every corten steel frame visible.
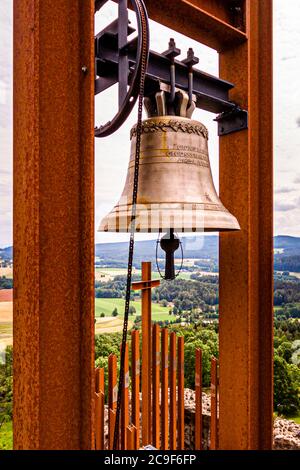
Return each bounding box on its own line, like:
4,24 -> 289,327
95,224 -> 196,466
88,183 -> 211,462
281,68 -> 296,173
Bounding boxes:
13,0 -> 95,449
13,0 -> 273,450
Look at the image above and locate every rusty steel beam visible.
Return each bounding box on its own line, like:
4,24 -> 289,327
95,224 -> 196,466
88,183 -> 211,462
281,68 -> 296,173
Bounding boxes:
108,354 -> 118,448
13,0 -> 94,450
210,358 -> 218,450
140,262 -> 152,446
143,0 -> 247,52
219,0 -> 273,450
152,324 -> 161,449
169,332 -> 177,450
121,343 -> 129,450
177,336 -> 185,450
161,328 -> 169,450
195,349 -> 202,450
131,330 -> 140,449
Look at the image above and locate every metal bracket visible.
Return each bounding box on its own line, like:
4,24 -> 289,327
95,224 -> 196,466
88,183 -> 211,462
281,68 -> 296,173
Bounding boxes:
215,107 -> 248,136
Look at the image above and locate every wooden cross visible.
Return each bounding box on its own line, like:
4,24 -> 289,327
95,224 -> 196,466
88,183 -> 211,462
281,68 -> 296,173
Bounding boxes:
131,262 -> 160,446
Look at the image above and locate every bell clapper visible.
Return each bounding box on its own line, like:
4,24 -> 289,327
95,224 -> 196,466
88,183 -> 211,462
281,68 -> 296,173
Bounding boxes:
159,229 -> 181,281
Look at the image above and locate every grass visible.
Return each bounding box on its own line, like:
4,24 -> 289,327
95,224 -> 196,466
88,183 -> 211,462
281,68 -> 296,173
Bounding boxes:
95,317 -> 133,334
0,421 -> 13,450
288,414 -> 300,424
95,298 -> 172,321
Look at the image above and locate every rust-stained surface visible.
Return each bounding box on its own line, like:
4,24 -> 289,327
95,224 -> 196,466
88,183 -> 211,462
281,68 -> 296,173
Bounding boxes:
143,0 -> 247,52
161,328 -> 169,450
177,336 -> 185,450
108,354 -> 117,448
131,330 -> 140,449
121,343 -> 129,449
195,348 -> 202,450
210,358 -> 218,450
132,262 -> 155,445
152,324 -> 161,449
219,0 -> 273,450
13,0 -> 273,451
13,0 -> 95,449
169,331 -> 177,450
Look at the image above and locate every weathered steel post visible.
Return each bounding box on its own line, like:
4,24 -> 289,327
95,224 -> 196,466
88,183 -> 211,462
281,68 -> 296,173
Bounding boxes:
13,0 -> 95,449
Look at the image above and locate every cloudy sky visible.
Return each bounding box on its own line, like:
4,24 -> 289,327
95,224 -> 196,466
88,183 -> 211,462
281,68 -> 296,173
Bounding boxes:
0,0 -> 300,247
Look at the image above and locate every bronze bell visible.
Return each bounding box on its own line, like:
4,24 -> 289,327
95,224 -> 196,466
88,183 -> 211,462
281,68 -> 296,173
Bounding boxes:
99,115 -> 240,233
99,91 -> 240,279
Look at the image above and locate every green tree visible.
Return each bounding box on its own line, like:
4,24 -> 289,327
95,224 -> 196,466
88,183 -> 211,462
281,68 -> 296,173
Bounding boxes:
112,307 -> 118,317
274,354 -> 300,416
129,306 -> 136,315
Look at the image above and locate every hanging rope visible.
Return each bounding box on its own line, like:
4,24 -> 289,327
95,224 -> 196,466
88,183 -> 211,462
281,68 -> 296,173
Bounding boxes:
113,0 -> 149,450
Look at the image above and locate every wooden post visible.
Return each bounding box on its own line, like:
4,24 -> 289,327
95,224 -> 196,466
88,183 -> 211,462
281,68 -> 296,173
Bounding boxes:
169,332 -> 177,450
210,358 -> 218,450
13,0 -> 95,449
108,354 -> 118,449
121,343 -> 129,450
177,336 -> 185,450
195,349 -> 202,450
161,328 -> 169,450
152,324 -> 161,449
131,329 -> 140,449
132,262 -> 160,446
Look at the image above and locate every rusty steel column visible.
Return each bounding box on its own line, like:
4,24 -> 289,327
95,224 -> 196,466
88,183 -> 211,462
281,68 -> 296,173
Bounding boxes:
13,0 -> 95,449
219,0 -> 273,450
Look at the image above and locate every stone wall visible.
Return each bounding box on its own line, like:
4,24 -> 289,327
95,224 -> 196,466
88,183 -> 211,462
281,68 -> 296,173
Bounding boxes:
183,388 -> 300,450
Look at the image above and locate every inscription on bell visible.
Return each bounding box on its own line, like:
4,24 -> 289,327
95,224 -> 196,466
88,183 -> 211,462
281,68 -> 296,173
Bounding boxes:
166,144 -> 209,167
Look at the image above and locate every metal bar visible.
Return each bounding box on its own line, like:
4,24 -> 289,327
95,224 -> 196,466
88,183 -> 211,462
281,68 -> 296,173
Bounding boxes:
94,393 -> 101,450
94,391 -> 105,450
219,0 -> 273,450
126,426 -> 135,451
108,354 -> 118,448
131,330 -> 140,449
169,332 -> 177,450
95,368 -> 100,393
121,343 -> 129,450
210,358 -> 218,450
132,280 -> 160,290
13,0 -> 94,450
195,349 -> 202,450
152,324 -> 161,449
95,368 -> 105,450
161,329 -> 169,450
99,369 -> 105,394
109,409 -> 116,450
95,39 -> 236,114
177,337 -> 185,450
118,0 -> 129,106
141,262 -> 152,446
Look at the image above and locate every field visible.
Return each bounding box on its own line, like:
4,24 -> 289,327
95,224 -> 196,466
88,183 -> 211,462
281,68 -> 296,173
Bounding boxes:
0,302 -> 13,346
95,267 -> 192,281
0,267 -> 13,279
0,297 -> 171,344
95,297 -> 171,321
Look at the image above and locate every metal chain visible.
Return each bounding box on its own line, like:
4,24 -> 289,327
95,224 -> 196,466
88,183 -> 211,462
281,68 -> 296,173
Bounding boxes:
113,0 -> 149,450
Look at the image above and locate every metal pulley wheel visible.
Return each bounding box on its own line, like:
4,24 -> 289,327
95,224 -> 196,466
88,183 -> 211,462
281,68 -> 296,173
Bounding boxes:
94,0 -> 150,137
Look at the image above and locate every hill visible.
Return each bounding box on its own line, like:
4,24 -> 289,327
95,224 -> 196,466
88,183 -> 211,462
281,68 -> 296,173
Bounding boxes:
2,235 -> 300,271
